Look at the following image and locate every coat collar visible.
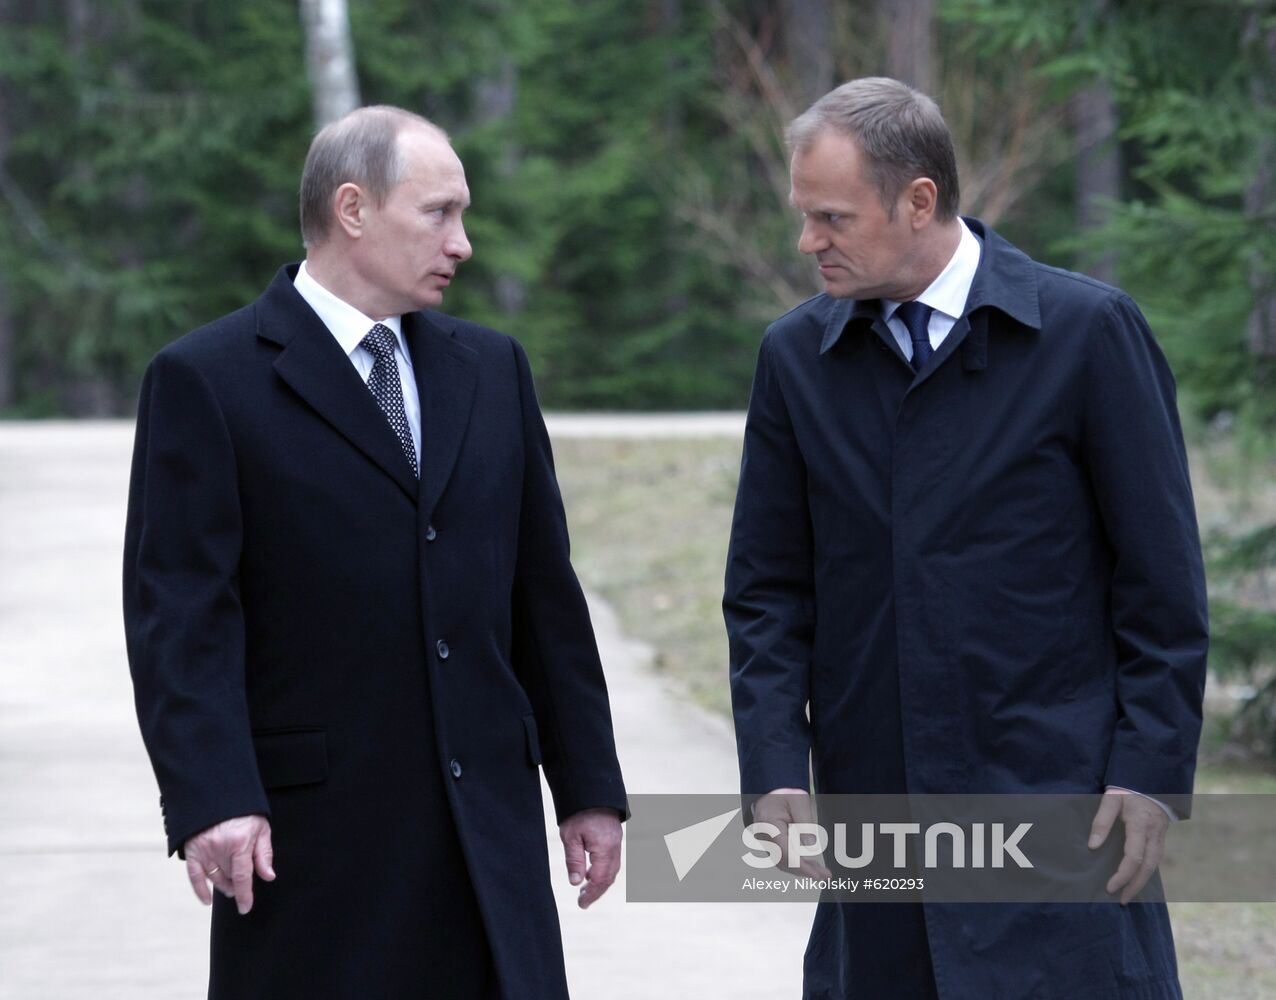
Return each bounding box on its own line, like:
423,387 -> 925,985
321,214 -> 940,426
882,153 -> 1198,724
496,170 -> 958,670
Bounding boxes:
819,217 -> 1042,355
402,308 -> 478,520
255,265 -> 478,513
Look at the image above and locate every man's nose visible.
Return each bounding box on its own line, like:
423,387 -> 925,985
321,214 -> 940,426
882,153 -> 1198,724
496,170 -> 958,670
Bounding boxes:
447,221 -> 472,262
797,218 -> 826,255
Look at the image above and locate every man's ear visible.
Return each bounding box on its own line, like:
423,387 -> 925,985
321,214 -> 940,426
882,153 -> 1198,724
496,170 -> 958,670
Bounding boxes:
906,177 -> 938,229
332,182 -> 366,239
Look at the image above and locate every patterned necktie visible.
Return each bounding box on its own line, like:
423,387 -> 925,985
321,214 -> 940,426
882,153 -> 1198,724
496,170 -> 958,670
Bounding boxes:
359,323 -> 419,478
895,300 -> 935,372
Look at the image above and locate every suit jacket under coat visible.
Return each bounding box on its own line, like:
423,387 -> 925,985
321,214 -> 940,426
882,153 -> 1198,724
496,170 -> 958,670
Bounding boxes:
123,265 -> 627,998
724,220 -> 1208,999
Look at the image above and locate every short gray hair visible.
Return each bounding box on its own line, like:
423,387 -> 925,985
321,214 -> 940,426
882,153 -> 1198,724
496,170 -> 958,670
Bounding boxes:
787,77 -> 960,221
298,105 -> 447,248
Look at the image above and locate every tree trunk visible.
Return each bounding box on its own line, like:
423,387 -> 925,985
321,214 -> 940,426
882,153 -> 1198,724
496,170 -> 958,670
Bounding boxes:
62,0 -> 134,414
659,0 -> 684,138
1245,9 -> 1276,358
474,56 -> 527,316
1070,82 -> 1120,284
474,59 -> 517,170
0,1 -> 12,411
655,0 -> 691,325
299,0 -> 361,128
1069,0 -> 1120,285
782,0 -> 834,108
882,0 -> 933,93
63,0 -> 111,413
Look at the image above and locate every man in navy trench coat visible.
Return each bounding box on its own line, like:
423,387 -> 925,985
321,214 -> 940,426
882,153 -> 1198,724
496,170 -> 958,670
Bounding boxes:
124,107 -> 627,999
724,78 -> 1208,999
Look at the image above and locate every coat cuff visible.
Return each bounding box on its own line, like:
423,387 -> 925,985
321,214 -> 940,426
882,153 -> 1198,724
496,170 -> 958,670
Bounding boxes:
548,775 -> 629,827
1103,745 -> 1195,819
166,794 -> 272,858
1105,785 -> 1179,821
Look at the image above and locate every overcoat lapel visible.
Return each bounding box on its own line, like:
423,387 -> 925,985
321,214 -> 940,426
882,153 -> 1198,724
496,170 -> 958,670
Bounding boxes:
255,268 -> 420,502
909,315 -> 972,390
404,310 -> 479,521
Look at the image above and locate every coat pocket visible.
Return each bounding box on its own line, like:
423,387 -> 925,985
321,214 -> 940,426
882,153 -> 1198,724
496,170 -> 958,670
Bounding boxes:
252,728 -> 329,789
522,714 -> 543,767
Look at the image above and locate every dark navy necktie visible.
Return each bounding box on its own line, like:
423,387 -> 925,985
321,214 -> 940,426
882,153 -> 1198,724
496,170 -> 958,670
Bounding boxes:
359,323 -> 419,478
896,300 -> 934,372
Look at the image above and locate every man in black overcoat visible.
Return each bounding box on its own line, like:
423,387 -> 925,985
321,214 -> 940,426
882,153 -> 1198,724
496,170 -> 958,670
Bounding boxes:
123,105 -> 627,999
724,78 -> 1208,999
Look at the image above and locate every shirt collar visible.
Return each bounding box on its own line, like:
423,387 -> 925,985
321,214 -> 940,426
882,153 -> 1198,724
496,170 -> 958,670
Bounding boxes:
294,260 -> 408,362
819,216 -> 1042,354
880,217 -> 981,324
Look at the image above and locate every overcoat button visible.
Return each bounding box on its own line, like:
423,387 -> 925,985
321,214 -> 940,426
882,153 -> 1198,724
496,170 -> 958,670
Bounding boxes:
425,524 -> 437,542
450,759 -> 462,779
436,639 -> 450,660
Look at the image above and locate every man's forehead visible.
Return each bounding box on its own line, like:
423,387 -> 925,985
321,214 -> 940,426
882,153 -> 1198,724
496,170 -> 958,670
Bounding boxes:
791,141 -> 869,198
397,125 -> 456,162
790,172 -> 856,207
395,131 -> 468,191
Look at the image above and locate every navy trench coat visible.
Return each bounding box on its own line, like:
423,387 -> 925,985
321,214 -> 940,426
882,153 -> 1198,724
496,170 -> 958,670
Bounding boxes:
725,220 -> 1208,999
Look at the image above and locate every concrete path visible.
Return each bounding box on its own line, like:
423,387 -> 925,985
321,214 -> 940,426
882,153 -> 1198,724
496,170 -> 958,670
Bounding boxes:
545,412 -> 746,439
0,421 -> 810,1000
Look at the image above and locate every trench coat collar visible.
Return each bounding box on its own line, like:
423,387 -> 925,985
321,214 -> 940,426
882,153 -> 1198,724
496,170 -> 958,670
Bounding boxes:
255,265 -> 478,510
819,217 -> 1043,356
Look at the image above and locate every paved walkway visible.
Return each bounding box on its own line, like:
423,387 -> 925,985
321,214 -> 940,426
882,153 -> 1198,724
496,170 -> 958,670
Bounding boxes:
545,412 -> 746,439
0,421 -> 810,999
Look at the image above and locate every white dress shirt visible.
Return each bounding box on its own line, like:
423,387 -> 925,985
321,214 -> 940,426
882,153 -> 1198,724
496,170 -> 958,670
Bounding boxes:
293,261 -> 422,467
881,217 -> 982,363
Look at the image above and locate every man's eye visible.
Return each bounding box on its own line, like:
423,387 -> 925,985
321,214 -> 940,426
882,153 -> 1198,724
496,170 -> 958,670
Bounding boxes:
824,213 -> 842,224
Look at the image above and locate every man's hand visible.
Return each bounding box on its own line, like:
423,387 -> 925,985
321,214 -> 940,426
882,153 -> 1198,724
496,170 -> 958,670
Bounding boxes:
184,814 -> 275,915
1088,788 -> 1169,905
753,788 -> 830,878
558,807 -> 622,909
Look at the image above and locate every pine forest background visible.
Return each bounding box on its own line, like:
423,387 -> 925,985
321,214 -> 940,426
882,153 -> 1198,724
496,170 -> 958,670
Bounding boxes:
2,0 -> 1276,758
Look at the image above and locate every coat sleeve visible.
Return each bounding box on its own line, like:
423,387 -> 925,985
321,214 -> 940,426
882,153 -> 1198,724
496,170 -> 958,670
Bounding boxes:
122,349 -> 269,855
508,339 -> 628,824
1082,294 -> 1209,817
723,331 -> 816,795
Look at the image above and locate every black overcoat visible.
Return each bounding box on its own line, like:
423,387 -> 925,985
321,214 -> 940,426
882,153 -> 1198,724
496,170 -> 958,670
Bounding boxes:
123,266 -> 627,999
725,221 -> 1208,999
